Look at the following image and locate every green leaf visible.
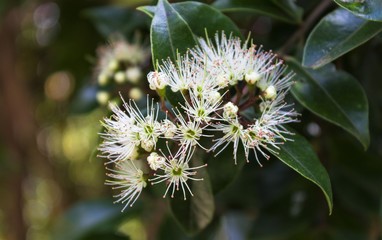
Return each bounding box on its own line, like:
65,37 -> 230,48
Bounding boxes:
170,151 -> 215,235
53,200 -> 140,240
302,8 -> 382,68
275,130 -> 333,214
333,0 -> 382,22
212,0 -> 302,24
83,7 -> 148,38
165,86 -> 184,108
287,57 -> 370,149
149,0 -> 196,64
138,2 -> 242,38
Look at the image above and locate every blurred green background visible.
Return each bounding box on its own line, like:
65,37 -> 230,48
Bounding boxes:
0,0 -> 382,239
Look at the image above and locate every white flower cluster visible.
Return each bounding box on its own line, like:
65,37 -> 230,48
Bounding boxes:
99,32 -> 298,211
95,37 -> 149,105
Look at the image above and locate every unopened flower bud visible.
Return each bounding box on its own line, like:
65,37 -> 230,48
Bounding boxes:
129,87 -> 143,100
141,139 -> 154,152
147,152 -> 166,171
162,119 -> 177,138
126,66 -> 142,84
216,73 -> 229,88
96,91 -> 110,105
147,71 -> 168,90
245,71 -> 261,85
264,85 -> 277,100
98,72 -> 109,86
207,90 -> 221,103
108,59 -> 119,72
223,102 -> 238,119
114,71 -> 126,83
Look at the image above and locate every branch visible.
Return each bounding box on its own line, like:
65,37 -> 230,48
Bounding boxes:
278,0 -> 333,56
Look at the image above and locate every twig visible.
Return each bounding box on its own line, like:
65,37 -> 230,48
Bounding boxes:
278,0 -> 333,56
160,97 -> 176,121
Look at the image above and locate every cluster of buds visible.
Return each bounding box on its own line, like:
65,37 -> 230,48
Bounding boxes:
99,32 -> 298,210
95,37 -> 149,105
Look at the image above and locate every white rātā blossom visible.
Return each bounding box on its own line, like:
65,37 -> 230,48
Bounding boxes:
99,95 -> 162,163
158,52 -> 205,92
149,146 -> 206,200
106,160 -> 147,211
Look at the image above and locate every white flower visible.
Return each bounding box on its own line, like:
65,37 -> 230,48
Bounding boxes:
191,32 -> 250,85
161,119 -> 177,138
209,118 -> 244,165
159,52 -> 204,92
99,104 -> 141,163
192,33 -> 284,91
243,46 -> 279,84
99,95 -> 162,163
210,118 -> 277,166
150,147 -> 206,200
106,160 -> 147,211
256,96 -> 298,140
211,92 -> 298,165
257,63 -> 294,93
171,109 -> 209,149
120,97 -> 162,151
180,90 -> 222,123
241,124 -> 277,166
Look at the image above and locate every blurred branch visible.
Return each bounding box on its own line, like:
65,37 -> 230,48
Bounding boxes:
0,8 -> 35,240
278,0 -> 333,56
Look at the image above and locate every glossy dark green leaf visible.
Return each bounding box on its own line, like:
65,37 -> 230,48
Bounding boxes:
287,57 -> 370,149
164,86 -> 184,109
302,8 -> 382,68
138,2 -> 242,38
212,0 -> 302,24
83,7 -> 148,38
53,200 -> 140,240
275,130 -> 333,214
333,0 -> 382,22
149,0 -> 196,64
170,151 -> 215,235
